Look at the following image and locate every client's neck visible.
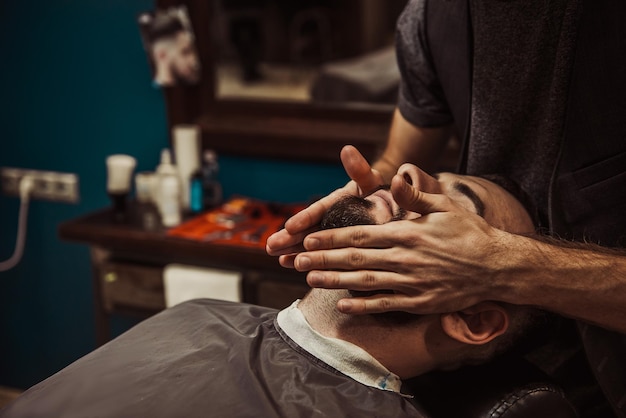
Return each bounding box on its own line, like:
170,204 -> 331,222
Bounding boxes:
298,289 -> 435,379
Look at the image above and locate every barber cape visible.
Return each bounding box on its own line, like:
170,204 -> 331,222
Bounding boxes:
0,299 -> 425,418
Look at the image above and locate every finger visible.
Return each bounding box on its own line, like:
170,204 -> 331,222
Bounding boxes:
396,163 -> 442,194
307,269 -> 415,292
336,294 -> 426,315
340,145 -> 384,193
391,174 -> 457,215
278,254 -> 297,268
266,228 -> 310,256
294,247 -> 402,272
284,188 -> 348,234
303,222 -> 408,251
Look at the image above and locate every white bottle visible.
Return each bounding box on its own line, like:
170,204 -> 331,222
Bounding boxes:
156,149 -> 182,227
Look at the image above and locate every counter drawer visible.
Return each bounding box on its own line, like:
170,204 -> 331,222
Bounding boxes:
98,260 -> 166,314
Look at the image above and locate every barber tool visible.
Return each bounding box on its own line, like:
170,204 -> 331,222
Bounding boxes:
242,225 -> 268,243
202,222 -> 254,242
167,197 -> 305,248
106,154 -> 137,222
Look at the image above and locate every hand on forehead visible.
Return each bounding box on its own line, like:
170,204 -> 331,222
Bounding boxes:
368,164 -> 534,234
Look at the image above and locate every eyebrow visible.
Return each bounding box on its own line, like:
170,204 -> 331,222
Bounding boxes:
453,181 -> 486,218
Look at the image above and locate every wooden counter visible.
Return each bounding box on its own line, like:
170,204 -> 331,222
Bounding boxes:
58,206 -> 309,345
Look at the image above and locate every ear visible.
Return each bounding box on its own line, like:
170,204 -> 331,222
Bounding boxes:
156,48 -> 168,61
153,43 -> 169,62
440,302 -> 509,345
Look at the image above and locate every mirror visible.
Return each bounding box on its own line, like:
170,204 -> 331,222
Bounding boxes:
159,0 -> 407,163
211,0 -> 408,107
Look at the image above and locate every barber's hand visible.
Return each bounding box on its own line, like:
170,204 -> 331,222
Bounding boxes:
295,173 -> 507,315
266,145 -> 384,260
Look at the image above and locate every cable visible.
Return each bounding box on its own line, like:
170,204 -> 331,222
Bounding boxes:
0,176 -> 34,272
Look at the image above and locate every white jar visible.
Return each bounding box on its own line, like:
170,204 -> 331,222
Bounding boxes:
158,174 -> 181,227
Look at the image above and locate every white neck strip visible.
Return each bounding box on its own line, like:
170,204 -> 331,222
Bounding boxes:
276,300 -> 404,394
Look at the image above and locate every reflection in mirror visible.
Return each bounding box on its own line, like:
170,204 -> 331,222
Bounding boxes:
139,6 -> 201,87
211,0 -> 408,106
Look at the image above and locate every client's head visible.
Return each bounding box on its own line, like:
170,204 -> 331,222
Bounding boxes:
321,165 -> 534,234
301,164 -> 547,378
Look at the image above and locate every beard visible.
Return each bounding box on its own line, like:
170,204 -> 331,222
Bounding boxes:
320,186 -> 407,230
320,195 -> 376,230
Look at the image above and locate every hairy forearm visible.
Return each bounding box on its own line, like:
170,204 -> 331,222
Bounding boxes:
372,109 -> 453,182
372,155 -> 402,183
494,232 -> 626,333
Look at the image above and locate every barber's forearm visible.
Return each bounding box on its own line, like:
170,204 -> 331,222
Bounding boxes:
373,109 -> 453,182
494,232 -> 626,333
371,155 -> 401,184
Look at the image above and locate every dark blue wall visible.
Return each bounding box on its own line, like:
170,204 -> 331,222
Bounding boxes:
0,0 -> 346,389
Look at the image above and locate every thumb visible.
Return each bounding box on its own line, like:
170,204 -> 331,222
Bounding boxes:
341,145 -> 383,193
391,174 -> 456,215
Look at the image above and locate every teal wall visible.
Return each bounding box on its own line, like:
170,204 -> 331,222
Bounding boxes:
0,0 -> 346,389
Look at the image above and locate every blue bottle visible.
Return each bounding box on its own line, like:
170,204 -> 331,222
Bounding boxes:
189,170 -> 204,213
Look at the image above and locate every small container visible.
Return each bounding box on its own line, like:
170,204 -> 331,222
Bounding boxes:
189,169 -> 204,213
159,174 -> 182,226
106,154 -> 137,222
135,171 -> 157,203
155,149 -> 182,227
134,171 -> 160,230
172,124 -> 200,210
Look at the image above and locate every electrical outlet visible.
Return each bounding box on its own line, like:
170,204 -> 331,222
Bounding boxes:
1,167 -> 80,203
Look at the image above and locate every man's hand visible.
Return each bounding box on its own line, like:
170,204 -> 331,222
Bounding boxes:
266,145 -> 384,259
293,172 -> 509,315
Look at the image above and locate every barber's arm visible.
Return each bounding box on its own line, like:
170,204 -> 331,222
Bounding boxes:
265,109 -> 451,256
293,176 -> 626,334
374,108 -> 453,178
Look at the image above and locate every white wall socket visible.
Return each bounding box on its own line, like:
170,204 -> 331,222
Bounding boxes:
1,167 -> 80,203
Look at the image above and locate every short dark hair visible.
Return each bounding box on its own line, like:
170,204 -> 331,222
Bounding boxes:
147,14 -> 186,44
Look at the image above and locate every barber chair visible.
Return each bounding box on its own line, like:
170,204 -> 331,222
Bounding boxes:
405,354 -> 578,417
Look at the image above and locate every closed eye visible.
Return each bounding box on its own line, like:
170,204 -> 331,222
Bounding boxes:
453,181 -> 485,218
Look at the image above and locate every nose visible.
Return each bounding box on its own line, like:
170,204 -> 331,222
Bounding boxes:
396,164 -> 442,194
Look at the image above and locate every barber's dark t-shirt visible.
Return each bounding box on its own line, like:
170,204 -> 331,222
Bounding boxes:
396,1 -> 625,417
397,0 -> 578,229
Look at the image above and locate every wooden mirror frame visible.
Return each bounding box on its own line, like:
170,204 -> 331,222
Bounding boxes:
157,0 -> 393,163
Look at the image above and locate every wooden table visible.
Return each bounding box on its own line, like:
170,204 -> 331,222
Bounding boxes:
58,206 -> 309,345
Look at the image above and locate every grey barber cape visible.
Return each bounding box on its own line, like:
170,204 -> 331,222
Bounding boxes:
0,299 -> 425,417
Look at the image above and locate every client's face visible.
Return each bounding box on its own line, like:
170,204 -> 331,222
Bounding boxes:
322,165 -> 534,234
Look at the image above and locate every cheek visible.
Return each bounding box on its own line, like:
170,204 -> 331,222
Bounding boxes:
488,202 -> 532,233
370,210 -> 392,224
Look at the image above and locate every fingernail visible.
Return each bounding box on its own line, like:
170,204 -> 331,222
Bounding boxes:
338,300 -> 353,312
307,272 -> 322,286
296,256 -> 311,270
306,237 -> 320,250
